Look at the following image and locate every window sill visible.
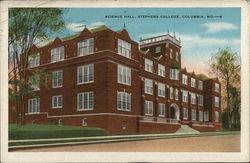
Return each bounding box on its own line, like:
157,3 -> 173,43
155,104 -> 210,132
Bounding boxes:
117,109 -> 131,112
52,86 -> 63,89
117,82 -> 131,86
77,81 -> 94,85
77,109 -> 94,111
26,112 -> 40,115
52,107 -> 63,109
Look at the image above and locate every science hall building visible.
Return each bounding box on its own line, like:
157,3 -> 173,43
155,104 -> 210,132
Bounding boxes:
10,25 -> 222,134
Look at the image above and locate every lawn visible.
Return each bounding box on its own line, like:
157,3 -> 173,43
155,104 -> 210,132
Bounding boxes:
9,124 -> 109,140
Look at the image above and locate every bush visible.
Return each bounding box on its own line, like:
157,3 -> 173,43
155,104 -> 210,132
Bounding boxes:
9,124 -> 109,140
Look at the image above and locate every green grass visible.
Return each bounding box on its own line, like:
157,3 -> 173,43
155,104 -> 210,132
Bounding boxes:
9,124 -> 109,140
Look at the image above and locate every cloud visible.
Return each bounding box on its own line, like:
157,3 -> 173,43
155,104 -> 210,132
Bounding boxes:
66,23 -> 85,32
201,22 -> 238,33
89,21 -> 105,28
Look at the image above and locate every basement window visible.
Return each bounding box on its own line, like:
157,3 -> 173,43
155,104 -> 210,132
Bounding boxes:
82,118 -> 88,126
121,121 -> 127,129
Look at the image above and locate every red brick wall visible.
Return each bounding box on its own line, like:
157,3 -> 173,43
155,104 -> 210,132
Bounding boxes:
139,122 -> 181,134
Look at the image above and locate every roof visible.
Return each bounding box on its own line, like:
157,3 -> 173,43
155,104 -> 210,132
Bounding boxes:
37,25 -> 110,48
196,74 -> 210,80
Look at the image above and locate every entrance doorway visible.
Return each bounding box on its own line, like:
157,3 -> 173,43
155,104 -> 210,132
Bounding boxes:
170,103 -> 180,120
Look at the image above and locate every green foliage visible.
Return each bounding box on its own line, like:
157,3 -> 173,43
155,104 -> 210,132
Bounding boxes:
9,124 -> 109,140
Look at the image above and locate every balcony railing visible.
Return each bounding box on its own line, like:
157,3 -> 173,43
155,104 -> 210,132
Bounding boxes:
191,121 -> 215,127
140,116 -> 180,124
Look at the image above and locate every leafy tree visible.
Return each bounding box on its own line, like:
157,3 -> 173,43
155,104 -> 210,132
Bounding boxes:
209,48 -> 240,129
8,8 -> 66,124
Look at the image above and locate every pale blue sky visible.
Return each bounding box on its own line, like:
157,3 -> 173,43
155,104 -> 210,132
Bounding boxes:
55,8 -> 241,75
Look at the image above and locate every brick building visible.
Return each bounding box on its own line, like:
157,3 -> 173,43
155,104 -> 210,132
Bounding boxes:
10,25 -> 221,134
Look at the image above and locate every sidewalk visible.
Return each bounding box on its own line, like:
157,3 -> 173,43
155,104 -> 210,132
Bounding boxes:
9,131 -> 240,151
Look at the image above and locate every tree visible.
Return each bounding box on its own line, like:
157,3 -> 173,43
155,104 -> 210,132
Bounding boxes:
209,48 -> 240,129
8,8 -> 66,124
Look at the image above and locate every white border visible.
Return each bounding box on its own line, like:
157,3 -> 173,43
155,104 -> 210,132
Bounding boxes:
1,0 -> 249,162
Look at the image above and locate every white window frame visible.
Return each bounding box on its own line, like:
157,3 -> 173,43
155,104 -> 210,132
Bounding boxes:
117,91 -> 131,111
182,90 -> 188,102
215,111 -> 219,122
52,95 -> 63,108
198,80 -> 203,90
28,53 -> 40,68
118,39 -> 131,58
77,64 -> 94,84
176,51 -> 179,61
204,111 -> 209,121
82,118 -> 88,126
190,93 -> 196,104
192,109 -> 196,120
52,70 -> 63,88
51,46 -> 64,63
158,64 -> 165,77
191,78 -> 196,88
145,100 -> 153,116
77,38 -> 94,56
183,108 -> 188,120
155,46 -> 161,53
170,69 -> 179,80
198,95 -> 203,106
170,48 -> 173,58
158,103 -> 165,117
77,92 -> 94,111
145,78 -> 153,95
215,96 -> 219,107
28,98 -> 40,114
170,87 -> 174,99
29,76 -> 40,91
215,83 -> 220,92
145,58 -> 153,73
158,82 -> 165,97
199,110 -> 203,121
117,64 -> 131,86
175,89 -> 179,100
182,74 -> 188,85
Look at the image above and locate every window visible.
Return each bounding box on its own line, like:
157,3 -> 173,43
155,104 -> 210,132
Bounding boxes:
145,58 -> 153,73
117,92 -> 131,111
215,111 -> 219,122
29,76 -> 40,91
170,87 -> 173,99
145,78 -> 153,95
170,69 -> 179,80
158,103 -> 165,116
28,53 -> 40,68
28,98 -> 40,113
182,74 -> 188,85
145,100 -> 153,115
176,51 -> 179,61
170,48 -> 173,58
182,90 -> 188,102
190,93 -> 196,104
158,64 -> 165,77
58,119 -> 63,126
215,96 -> 219,107
118,65 -> 131,85
175,89 -> 179,100
191,78 -> 196,88
215,83 -> 220,92
52,71 -> 63,88
118,39 -> 131,58
52,95 -> 63,108
155,46 -> 161,53
183,108 -> 188,120
78,64 -> 94,84
51,46 -> 64,62
121,121 -> 127,129
199,111 -> 203,121
158,83 -> 165,97
77,92 -> 94,110
198,95 -> 203,106
192,109 -> 196,120
82,118 -> 88,126
204,111 -> 209,121
198,80 -> 203,90
77,38 -> 94,56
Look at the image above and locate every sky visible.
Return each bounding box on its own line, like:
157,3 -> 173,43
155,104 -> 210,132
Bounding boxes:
52,8 -> 241,77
